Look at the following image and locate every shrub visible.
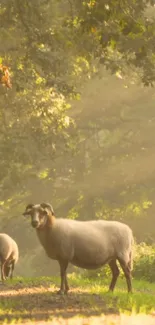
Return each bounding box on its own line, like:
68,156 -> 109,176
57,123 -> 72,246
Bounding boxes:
133,242 -> 155,282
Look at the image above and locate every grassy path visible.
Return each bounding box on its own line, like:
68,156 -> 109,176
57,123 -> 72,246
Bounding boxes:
0,275 -> 155,324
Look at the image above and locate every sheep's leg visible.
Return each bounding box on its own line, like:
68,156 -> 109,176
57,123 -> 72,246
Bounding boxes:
58,260 -> 68,295
118,258 -> 132,293
10,261 -> 15,279
1,261 -> 6,282
108,260 -> 120,292
65,274 -> 69,293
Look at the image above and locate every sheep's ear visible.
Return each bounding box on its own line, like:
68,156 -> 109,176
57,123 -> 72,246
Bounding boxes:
23,204 -> 34,216
40,203 -> 54,215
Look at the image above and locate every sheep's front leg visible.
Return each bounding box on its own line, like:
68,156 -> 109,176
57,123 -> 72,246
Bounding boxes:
58,260 -> 69,295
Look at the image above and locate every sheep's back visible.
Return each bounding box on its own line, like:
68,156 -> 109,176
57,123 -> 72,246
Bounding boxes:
61,218 -> 132,245
0,233 -> 13,260
0,233 -> 19,263
89,220 -> 133,246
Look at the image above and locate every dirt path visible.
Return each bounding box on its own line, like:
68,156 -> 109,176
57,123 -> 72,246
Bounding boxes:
0,282 -> 155,324
0,282 -> 107,322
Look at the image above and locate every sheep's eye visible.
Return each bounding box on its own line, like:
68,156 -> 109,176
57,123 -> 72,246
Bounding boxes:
26,209 -> 32,215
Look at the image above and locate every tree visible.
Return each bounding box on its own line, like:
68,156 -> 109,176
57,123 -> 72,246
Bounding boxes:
0,0 -> 155,275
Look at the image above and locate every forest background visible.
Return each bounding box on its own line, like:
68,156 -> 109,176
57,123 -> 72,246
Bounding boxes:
1,0 -> 155,281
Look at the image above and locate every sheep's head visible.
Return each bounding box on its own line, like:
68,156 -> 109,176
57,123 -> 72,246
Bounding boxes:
23,203 -> 54,229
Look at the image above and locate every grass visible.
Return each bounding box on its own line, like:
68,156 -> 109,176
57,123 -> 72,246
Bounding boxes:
68,274 -> 155,313
0,275 -> 155,324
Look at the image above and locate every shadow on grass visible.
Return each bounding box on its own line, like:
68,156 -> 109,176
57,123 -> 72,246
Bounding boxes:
0,281 -> 119,323
1,278 -> 155,323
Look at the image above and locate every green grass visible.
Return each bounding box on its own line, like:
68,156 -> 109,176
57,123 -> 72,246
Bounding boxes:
67,274 -> 155,313
0,275 -> 155,323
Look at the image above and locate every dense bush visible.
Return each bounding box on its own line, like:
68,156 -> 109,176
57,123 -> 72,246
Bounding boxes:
132,242 -> 155,282
80,242 -> 155,283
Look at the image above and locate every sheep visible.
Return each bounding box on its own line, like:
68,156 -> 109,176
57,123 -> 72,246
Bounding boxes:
23,202 -> 134,294
0,233 -> 19,281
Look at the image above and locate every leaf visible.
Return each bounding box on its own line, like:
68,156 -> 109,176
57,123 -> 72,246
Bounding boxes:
0,64 -> 12,88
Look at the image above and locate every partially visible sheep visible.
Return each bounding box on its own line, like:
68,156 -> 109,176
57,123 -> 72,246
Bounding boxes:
0,233 -> 19,281
23,203 -> 134,294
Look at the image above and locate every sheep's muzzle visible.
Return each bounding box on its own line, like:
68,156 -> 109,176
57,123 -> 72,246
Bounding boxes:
31,220 -> 39,228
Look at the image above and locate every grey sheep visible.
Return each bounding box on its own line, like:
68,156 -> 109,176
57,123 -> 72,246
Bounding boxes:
23,203 -> 134,294
0,233 -> 19,281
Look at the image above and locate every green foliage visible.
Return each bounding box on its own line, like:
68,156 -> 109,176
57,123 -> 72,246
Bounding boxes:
0,1 -> 155,209
1,0 -> 155,277
133,243 -> 155,282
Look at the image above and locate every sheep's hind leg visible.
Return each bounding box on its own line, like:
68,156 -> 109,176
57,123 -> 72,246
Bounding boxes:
58,260 -> 69,295
65,274 -> 69,293
118,258 -> 132,293
10,260 -> 15,279
1,260 -> 7,282
108,260 -> 120,292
